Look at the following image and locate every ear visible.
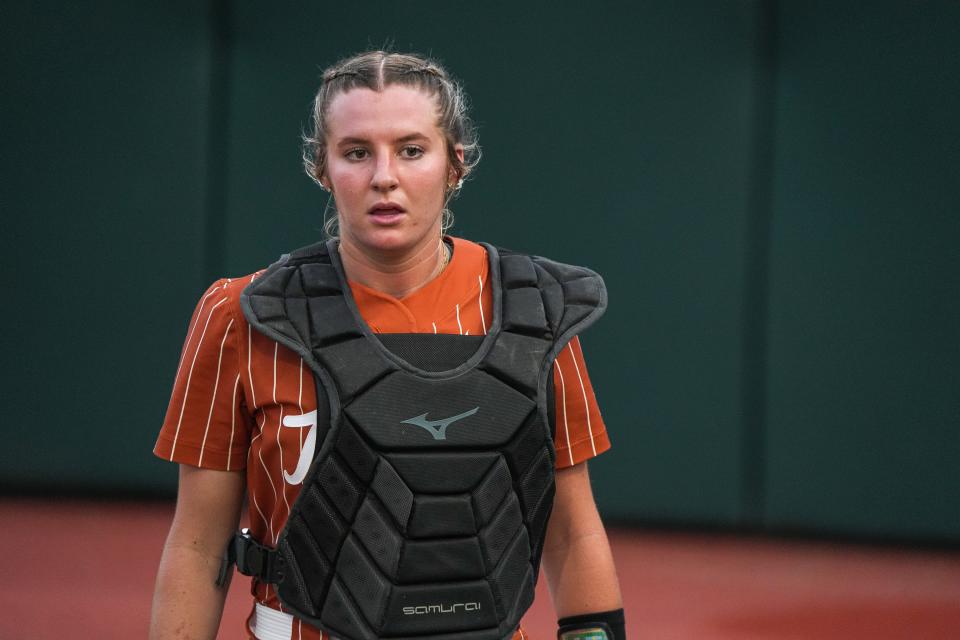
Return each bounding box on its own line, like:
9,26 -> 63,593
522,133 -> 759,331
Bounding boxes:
448,144 -> 466,187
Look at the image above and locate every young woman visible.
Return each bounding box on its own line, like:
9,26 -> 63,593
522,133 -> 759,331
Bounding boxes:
150,51 -> 623,640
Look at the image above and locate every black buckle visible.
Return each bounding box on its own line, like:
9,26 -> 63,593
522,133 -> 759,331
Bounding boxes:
226,528 -> 285,584
235,529 -> 263,575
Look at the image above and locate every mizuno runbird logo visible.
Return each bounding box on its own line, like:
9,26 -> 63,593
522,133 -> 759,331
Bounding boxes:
401,407 -> 479,440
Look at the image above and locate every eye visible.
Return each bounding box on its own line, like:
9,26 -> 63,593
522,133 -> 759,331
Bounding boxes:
400,145 -> 425,159
345,148 -> 368,160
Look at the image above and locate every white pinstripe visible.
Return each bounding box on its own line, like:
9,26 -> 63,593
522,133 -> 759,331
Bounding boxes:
254,415 -> 278,543
227,373 -> 240,470
276,405 -> 291,541
478,275 -> 487,335
455,303 -> 463,335
170,296 -> 228,461
272,342 -> 278,403
250,487 -> 271,541
568,340 -> 596,456
271,344 -> 292,535
248,431 -> 272,538
199,318 -> 234,467
298,358 -> 304,450
432,321 -> 437,334
554,358 -> 574,466
248,322 -> 258,407
169,286 -> 220,403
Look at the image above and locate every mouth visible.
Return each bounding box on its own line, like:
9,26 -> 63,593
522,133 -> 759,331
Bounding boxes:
368,202 -> 407,225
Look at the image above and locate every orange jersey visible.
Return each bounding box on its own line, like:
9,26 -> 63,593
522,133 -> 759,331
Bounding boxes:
154,236 -> 610,640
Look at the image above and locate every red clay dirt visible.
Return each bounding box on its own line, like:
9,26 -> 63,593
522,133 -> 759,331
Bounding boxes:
1,499 -> 957,639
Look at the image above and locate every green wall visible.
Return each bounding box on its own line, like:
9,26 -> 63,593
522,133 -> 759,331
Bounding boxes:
1,1 -> 213,493
764,3 -> 960,539
2,1 -> 957,542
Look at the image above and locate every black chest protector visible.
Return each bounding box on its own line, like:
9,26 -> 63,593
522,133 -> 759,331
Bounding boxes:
238,240 -> 606,640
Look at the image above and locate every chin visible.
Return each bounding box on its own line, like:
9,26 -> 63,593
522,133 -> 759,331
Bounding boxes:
354,229 -> 420,254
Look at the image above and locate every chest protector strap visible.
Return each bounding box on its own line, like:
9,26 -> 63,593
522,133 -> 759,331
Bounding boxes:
238,240 -> 606,640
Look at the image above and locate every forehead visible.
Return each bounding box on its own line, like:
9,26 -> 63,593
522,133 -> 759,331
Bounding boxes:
326,85 -> 441,141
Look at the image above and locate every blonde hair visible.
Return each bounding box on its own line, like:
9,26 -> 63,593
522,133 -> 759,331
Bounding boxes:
302,51 -> 481,237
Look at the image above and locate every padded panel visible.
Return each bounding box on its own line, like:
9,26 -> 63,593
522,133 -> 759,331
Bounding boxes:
383,581 -> 498,635
502,287 -> 550,337
336,535 -> 391,630
312,376 -> 333,455
399,538 -> 486,583
533,268 -> 564,335
321,578 -> 377,640
527,483 -> 556,567
282,296 -> 311,347
517,447 -> 554,518
501,566 -> 535,637
283,516 -> 330,615
317,339 -> 396,402
283,264 -> 306,297
307,295 -> 362,346
500,416 -> 548,481
487,528 -> 531,626
472,458 -> 513,526
478,493 -> 523,572
299,261 -> 342,295
560,275 -> 602,306
499,254 -> 538,288
480,333 -> 551,398
248,292 -> 287,322
251,264 -> 293,297
370,460 -> 414,530
387,452 -> 499,494
353,498 -> 402,579
317,456 -> 363,521
345,370 -> 535,450
377,334 -> 485,372
335,421 -> 379,484
408,494 -> 476,538
301,486 -> 346,559
277,540 -> 315,617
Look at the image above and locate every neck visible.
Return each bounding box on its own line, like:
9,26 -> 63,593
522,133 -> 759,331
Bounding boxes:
338,234 -> 449,299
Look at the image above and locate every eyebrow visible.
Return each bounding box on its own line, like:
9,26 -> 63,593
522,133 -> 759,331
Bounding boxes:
335,133 -> 431,147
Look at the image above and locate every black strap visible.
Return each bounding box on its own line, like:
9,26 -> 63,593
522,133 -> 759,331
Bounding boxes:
216,528 -> 285,587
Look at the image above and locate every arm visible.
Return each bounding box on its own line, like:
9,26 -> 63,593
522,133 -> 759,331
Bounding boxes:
542,461 -> 623,617
150,465 -> 246,640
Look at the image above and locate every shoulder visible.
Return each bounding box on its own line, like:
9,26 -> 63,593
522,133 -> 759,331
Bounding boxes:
189,270 -> 267,326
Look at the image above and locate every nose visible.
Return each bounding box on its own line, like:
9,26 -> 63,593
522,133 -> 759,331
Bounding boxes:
370,151 -> 398,192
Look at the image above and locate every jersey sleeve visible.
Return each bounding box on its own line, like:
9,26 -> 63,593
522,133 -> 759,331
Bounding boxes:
154,279 -> 254,471
551,335 -> 610,469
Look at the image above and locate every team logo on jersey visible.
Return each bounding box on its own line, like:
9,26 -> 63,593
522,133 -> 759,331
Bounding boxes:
401,407 -> 479,440
281,410 -> 317,485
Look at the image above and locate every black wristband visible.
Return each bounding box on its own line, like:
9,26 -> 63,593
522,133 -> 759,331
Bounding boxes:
557,608 -> 625,640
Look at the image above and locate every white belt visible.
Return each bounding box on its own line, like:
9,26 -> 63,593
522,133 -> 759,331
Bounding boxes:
252,602 -> 294,640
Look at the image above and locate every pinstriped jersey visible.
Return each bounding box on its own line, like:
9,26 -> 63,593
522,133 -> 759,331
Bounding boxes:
154,236 -> 610,640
